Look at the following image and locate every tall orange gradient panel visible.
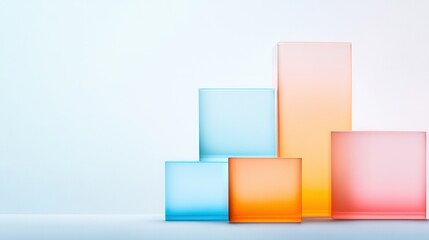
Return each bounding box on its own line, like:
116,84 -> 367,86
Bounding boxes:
276,42 -> 352,217
229,158 -> 302,222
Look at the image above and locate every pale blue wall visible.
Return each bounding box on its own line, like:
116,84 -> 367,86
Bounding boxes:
0,0 -> 428,214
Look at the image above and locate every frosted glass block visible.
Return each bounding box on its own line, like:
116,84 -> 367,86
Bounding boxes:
275,42 -> 352,217
199,88 -> 276,162
165,162 -> 228,221
228,158 -> 302,222
331,131 -> 426,219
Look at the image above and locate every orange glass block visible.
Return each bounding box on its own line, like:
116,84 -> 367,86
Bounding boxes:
228,158 -> 302,222
275,42 -> 352,217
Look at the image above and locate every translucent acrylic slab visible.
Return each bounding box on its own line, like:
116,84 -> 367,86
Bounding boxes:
199,89 -> 276,162
165,162 -> 228,221
331,131 -> 426,219
228,158 -> 302,222
275,42 -> 352,217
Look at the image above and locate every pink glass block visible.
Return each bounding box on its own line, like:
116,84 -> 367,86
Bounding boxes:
331,131 -> 426,219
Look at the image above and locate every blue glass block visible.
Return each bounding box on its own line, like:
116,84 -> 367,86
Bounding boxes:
199,88 -> 276,161
165,161 -> 228,221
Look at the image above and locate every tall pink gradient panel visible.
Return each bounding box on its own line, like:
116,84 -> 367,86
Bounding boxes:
331,131 -> 426,219
276,42 -> 352,217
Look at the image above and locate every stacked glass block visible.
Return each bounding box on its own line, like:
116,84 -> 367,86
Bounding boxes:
165,89 -> 301,222
165,43 -> 426,222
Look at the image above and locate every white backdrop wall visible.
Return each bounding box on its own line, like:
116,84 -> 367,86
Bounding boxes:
0,0 -> 428,214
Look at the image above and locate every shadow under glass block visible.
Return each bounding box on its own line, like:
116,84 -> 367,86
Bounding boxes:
199,88 -> 276,162
228,158 -> 302,223
165,162 -> 228,221
331,131 -> 426,219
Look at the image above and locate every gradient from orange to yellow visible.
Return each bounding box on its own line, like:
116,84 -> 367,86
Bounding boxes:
276,42 -> 352,217
228,158 -> 301,223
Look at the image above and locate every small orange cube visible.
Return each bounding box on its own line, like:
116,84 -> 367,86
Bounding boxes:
228,157 -> 302,222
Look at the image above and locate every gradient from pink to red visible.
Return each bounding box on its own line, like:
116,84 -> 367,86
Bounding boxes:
331,131 -> 426,219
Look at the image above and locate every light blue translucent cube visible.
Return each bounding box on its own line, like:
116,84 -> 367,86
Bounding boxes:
199,88 -> 276,161
165,161 -> 228,221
